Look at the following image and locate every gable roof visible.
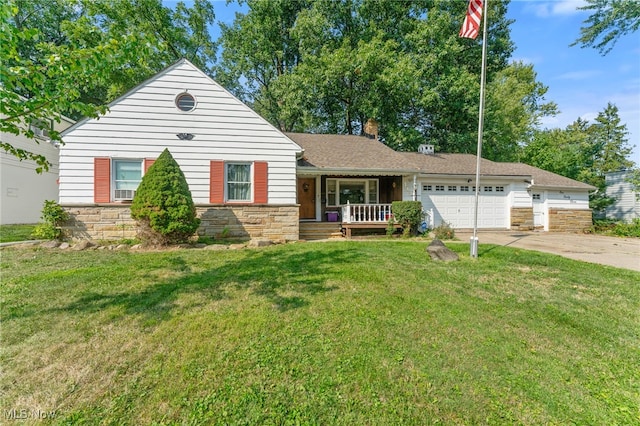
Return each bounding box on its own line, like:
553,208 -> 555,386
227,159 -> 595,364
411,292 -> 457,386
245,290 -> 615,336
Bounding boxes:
62,59 -> 302,154
290,133 -> 594,190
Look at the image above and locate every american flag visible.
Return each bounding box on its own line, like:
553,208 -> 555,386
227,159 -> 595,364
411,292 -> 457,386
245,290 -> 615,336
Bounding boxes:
459,0 -> 483,39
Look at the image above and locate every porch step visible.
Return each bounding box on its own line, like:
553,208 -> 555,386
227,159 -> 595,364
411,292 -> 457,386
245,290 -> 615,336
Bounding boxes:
299,222 -> 344,240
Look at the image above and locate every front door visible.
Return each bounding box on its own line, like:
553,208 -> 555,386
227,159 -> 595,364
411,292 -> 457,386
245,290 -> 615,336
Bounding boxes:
298,178 -> 316,220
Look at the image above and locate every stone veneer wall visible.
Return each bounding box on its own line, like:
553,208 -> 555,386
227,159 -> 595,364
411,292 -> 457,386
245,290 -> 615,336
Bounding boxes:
61,205 -> 299,242
510,207 -> 534,231
548,208 -> 592,233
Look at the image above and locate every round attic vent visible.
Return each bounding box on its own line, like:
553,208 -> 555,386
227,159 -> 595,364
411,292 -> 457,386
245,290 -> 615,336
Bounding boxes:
175,92 -> 196,112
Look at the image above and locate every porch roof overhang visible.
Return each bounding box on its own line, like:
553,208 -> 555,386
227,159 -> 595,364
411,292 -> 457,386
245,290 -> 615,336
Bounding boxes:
297,166 -> 416,177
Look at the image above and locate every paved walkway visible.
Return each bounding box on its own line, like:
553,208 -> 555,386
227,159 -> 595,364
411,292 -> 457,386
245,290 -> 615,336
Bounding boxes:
455,231 -> 640,272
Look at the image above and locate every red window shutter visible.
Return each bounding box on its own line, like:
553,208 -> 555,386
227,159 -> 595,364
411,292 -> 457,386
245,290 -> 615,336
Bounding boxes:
254,161 -> 268,204
144,158 -> 155,173
210,160 -> 225,203
94,158 -> 111,203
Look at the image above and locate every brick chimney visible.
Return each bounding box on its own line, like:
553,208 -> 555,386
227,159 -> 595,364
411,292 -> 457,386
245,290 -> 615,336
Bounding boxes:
364,118 -> 379,140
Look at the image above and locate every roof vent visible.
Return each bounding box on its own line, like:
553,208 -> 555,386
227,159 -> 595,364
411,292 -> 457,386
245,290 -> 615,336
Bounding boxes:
418,144 -> 434,155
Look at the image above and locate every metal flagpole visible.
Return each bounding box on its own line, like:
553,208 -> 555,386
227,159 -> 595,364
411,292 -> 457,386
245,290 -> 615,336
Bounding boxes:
470,0 -> 489,259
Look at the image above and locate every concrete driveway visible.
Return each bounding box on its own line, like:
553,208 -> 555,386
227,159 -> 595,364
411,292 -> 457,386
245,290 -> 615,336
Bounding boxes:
455,231 -> 640,272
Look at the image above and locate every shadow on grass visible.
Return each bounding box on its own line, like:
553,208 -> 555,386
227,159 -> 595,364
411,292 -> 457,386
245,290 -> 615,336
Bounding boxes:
47,246 -> 355,324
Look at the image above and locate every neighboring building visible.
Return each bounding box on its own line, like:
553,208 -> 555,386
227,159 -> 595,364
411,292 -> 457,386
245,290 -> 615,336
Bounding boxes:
605,170 -> 640,222
57,59 -> 595,241
1,116 -> 74,224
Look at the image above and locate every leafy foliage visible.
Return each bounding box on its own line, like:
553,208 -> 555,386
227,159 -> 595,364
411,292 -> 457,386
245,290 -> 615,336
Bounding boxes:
391,201 -> 423,236
524,103 -> 634,214
574,0 -> 640,54
218,0 -> 554,156
130,149 -> 200,245
31,200 -> 69,240
432,222 -> 456,240
588,218 -> 640,238
2,0 -> 216,172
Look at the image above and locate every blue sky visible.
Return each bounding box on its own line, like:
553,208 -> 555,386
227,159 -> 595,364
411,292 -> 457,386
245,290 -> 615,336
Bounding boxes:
205,0 -> 639,163
507,0 -> 639,163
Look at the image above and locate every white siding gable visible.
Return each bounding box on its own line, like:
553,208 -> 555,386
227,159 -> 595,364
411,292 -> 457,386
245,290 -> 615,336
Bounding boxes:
59,59 -> 302,205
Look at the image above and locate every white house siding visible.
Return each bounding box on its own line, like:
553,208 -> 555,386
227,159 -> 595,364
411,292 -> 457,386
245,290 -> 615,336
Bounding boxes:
59,59 -> 301,205
1,118 -> 73,224
605,171 -> 640,222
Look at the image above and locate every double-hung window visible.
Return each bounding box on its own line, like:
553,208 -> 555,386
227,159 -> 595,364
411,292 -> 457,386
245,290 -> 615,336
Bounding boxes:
113,160 -> 142,200
226,163 -> 252,201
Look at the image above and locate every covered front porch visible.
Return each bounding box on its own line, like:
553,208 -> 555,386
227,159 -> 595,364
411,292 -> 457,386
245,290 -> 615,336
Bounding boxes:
297,175 -> 434,239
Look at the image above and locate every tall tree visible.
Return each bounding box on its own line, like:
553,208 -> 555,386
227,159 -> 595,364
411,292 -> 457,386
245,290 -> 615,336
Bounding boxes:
574,0 -> 640,54
2,0 -> 216,171
484,62 -> 557,162
524,103 -> 634,214
219,0 -> 531,156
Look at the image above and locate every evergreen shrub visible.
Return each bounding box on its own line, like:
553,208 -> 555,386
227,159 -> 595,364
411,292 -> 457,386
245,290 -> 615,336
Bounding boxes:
130,149 -> 200,245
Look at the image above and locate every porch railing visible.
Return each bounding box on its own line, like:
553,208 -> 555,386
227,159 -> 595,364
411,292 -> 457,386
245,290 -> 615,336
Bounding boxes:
341,202 -> 393,223
341,201 -> 434,229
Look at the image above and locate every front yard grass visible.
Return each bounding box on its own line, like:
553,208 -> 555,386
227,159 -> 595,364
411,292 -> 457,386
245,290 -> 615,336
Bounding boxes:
0,224 -> 37,243
1,241 -> 638,424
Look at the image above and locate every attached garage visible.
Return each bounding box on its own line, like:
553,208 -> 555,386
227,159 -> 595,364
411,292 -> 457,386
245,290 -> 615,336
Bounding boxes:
420,183 -> 509,229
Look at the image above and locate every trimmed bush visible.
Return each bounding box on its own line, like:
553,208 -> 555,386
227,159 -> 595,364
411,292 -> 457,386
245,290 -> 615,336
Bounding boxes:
391,201 -> 423,236
131,149 -> 200,245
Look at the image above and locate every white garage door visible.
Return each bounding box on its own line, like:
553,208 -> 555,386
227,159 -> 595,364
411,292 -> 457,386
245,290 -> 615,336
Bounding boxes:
421,184 -> 508,229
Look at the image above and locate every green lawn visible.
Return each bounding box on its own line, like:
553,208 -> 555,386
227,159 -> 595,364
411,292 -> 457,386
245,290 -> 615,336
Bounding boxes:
1,241 -> 639,425
0,224 -> 36,243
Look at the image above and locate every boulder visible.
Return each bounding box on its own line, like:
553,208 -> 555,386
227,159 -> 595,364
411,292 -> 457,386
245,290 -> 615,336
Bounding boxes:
73,240 -> 97,251
248,239 -> 273,248
40,240 -> 61,249
426,239 -> 459,262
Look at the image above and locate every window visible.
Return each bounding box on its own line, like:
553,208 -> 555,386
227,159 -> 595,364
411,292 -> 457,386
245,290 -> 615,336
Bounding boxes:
448,185 -> 457,191
30,119 -> 52,140
496,186 -> 505,192
113,160 -> 142,200
483,186 -> 493,192
532,193 -> 541,200
423,185 -> 432,191
435,185 -> 444,191
175,92 -> 196,112
460,186 -> 469,192
326,179 -> 379,206
226,163 -> 251,201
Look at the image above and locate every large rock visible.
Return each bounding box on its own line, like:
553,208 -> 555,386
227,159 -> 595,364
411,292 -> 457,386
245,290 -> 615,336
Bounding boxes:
426,239 -> 459,262
73,240 -> 97,250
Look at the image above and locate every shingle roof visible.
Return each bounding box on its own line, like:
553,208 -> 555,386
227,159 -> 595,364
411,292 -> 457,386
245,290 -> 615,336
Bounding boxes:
289,133 -> 595,190
288,133 -> 414,172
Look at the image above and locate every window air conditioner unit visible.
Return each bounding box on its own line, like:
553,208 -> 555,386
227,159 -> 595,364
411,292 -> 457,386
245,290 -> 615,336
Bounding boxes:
114,189 -> 136,200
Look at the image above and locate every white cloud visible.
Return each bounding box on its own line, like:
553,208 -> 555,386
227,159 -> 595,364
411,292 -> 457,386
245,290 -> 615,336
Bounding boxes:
522,0 -> 588,18
555,70 -> 603,80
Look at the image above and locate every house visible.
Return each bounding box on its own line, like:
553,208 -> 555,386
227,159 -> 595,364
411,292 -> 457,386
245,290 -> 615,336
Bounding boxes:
1,115 -> 74,224
59,59 -> 302,241
290,134 -> 595,236
605,170 -> 640,222
58,59 -> 594,241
